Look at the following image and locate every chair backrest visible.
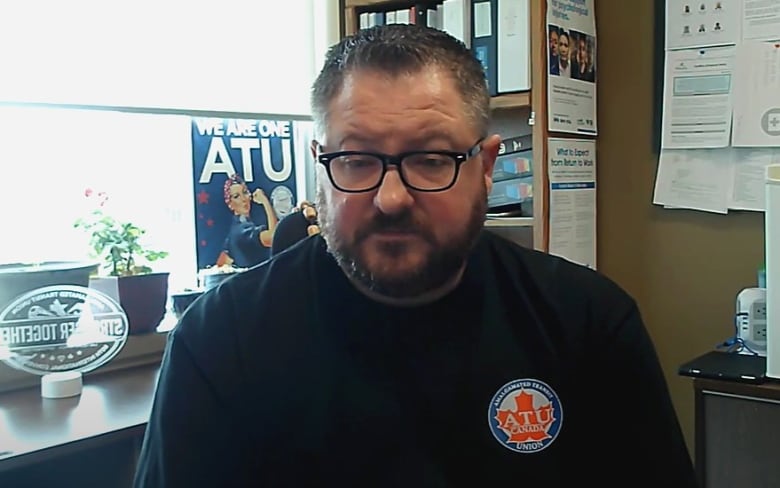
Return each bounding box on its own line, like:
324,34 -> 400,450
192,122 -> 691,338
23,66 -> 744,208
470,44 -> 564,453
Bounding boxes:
270,202 -> 319,257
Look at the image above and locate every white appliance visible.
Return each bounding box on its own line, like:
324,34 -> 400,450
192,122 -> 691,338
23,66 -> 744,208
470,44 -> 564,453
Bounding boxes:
736,287 -> 767,355
766,164 -> 780,378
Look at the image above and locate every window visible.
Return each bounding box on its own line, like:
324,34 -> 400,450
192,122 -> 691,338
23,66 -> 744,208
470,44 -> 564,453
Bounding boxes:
0,1 -> 337,291
0,0 -> 339,116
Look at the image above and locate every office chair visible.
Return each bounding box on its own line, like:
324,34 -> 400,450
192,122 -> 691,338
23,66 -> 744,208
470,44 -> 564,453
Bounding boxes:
270,201 -> 320,257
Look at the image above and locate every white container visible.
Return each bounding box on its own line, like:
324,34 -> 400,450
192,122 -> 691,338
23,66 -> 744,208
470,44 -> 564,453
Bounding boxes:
765,164 -> 780,379
41,371 -> 83,399
736,287 -> 767,355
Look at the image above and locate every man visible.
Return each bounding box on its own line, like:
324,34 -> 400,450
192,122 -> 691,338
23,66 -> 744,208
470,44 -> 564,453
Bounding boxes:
134,25 -> 697,487
269,201 -> 320,257
548,25 -> 559,75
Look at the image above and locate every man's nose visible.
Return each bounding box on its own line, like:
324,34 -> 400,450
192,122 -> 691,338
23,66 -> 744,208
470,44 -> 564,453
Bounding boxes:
373,168 -> 414,215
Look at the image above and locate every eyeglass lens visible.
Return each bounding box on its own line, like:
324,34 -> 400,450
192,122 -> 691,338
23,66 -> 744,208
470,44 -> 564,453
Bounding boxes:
329,153 -> 457,191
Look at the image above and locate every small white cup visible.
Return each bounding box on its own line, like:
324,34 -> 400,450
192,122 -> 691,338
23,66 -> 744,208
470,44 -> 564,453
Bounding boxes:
41,371 -> 83,399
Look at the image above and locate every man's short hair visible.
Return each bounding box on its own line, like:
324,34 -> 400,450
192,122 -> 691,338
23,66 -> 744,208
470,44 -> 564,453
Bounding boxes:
310,24 -> 490,140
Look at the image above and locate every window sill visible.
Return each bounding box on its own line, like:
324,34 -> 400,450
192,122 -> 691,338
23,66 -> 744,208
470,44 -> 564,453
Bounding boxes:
0,328 -> 169,395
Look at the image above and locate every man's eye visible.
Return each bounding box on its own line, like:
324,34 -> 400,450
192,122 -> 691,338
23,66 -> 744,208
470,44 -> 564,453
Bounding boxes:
340,157 -> 377,169
407,154 -> 451,168
422,157 -> 448,167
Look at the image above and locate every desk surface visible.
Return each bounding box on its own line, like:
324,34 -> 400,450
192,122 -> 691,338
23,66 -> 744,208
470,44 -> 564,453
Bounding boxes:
0,364 -> 160,472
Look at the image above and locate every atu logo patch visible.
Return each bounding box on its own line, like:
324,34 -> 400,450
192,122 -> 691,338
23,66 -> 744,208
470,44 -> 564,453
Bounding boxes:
0,285 -> 128,375
487,378 -> 563,453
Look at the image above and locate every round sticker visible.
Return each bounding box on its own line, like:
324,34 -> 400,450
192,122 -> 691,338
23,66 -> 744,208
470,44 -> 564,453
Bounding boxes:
761,108 -> 780,137
271,185 -> 295,218
0,285 -> 128,375
488,378 -> 563,453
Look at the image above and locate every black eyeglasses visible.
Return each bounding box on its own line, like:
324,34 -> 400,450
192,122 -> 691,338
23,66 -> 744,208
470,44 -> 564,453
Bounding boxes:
316,139 -> 484,193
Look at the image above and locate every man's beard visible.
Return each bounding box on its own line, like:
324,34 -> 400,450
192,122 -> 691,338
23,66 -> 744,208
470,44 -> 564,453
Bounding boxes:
316,186 -> 487,300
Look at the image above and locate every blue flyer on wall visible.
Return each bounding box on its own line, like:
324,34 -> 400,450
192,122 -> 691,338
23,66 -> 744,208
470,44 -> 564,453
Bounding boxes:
191,117 -> 298,272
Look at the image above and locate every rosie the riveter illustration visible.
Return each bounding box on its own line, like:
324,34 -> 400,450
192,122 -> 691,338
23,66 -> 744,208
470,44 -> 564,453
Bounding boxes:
216,173 -> 279,268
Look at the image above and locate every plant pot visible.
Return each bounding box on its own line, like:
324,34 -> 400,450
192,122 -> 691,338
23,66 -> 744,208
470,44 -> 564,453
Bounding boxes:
0,261 -> 99,312
89,272 -> 170,335
198,266 -> 246,291
171,289 -> 204,319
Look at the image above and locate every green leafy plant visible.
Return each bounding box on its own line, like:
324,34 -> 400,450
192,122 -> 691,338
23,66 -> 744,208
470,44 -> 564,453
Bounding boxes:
73,188 -> 168,276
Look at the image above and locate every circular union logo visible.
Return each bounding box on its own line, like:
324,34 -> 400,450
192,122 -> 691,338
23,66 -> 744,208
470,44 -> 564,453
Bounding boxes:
270,185 -> 295,218
0,285 -> 128,375
487,378 -> 563,453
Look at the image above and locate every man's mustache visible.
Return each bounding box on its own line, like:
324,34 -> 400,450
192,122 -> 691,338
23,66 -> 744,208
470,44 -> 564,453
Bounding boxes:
354,212 -> 431,242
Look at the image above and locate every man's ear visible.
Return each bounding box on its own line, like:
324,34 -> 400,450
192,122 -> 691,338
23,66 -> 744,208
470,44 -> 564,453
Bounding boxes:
310,140 -> 320,160
480,134 -> 502,194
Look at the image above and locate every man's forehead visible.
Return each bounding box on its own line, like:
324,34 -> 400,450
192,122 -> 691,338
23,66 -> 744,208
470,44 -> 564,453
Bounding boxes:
339,66 -> 452,91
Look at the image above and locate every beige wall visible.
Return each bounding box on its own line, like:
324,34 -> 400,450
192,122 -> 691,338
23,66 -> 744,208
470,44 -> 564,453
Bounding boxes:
596,0 -> 766,455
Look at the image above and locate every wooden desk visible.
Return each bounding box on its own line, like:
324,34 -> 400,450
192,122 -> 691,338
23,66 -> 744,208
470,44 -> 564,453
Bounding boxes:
693,377 -> 780,488
0,364 -> 159,487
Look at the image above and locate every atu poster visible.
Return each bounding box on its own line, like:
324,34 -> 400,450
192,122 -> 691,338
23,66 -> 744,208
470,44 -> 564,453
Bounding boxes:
191,117 -> 299,271
546,0 -> 598,135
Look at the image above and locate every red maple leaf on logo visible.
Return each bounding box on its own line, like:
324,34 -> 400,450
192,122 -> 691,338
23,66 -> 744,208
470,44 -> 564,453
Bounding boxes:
495,390 -> 555,445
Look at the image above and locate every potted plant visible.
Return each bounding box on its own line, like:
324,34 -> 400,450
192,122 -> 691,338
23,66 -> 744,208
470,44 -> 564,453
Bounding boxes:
73,189 -> 170,335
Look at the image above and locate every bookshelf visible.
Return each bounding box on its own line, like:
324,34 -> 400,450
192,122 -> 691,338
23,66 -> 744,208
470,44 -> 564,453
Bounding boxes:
346,0 -> 399,6
484,216 -> 534,227
490,92 -> 532,110
339,0 -> 549,252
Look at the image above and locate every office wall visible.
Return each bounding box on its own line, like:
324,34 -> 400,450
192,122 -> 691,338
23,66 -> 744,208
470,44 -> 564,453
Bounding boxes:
596,0 -> 765,456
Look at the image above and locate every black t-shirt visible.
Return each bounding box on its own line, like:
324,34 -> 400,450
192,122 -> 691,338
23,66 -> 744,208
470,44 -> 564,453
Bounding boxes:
134,232 -> 697,487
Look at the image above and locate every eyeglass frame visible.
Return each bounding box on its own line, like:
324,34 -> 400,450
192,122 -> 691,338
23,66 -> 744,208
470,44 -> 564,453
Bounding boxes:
315,138 -> 484,193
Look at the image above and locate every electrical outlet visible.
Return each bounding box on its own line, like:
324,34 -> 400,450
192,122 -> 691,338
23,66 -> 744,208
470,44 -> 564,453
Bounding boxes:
756,325 -> 768,340
754,303 -> 767,320
736,289 -> 768,351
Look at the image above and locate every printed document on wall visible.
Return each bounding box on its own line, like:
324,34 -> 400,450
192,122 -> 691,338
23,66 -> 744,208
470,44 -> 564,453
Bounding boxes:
732,41 -> 780,146
661,45 -> 736,149
547,138 -> 596,269
730,147 -> 780,211
546,0 -> 597,135
742,0 -> 780,40
652,148 -> 732,213
665,0 -> 741,50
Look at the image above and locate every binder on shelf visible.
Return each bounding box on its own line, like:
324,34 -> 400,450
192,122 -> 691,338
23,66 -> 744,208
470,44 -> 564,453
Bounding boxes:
359,11 -> 386,29
488,133 -> 533,215
441,0 -> 471,47
412,4 -> 439,28
496,0 -> 531,93
498,133 -> 533,155
396,8 -> 411,24
470,0 -> 498,96
494,134 -> 533,181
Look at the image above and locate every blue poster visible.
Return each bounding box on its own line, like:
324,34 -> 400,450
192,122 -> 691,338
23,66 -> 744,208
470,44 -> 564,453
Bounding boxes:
191,117 -> 298,271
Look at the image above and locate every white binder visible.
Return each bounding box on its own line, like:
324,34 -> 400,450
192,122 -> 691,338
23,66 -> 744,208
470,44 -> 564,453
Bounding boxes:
497,0 -> 531,93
